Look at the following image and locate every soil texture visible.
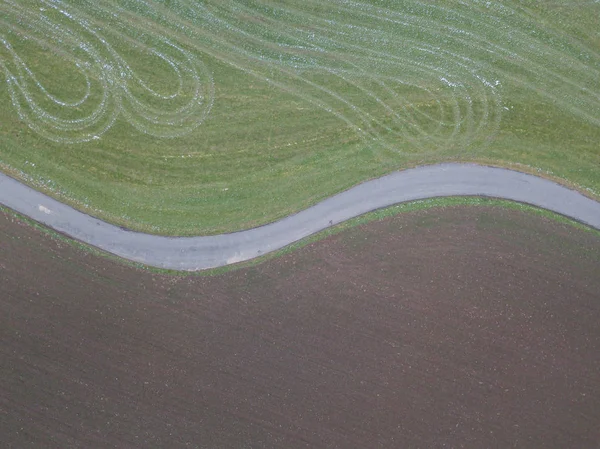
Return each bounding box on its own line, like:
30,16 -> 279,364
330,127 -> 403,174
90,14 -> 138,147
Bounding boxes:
1,206 -> 599,448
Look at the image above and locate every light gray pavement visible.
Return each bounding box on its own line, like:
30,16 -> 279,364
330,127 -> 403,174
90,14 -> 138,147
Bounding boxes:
1,163 -> 599,271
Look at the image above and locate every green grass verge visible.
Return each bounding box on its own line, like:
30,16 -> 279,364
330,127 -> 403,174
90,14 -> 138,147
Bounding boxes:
1,1 -> 599,235
3,197 -> 599,277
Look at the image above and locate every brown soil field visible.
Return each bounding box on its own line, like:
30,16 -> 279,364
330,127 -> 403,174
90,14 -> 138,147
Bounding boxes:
1,206 -> 599,448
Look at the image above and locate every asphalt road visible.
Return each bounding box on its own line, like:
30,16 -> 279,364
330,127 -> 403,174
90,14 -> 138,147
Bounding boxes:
1,163 -> 599,270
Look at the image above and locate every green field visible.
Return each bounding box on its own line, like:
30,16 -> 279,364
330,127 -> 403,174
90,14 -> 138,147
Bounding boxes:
1,0 -> 599,235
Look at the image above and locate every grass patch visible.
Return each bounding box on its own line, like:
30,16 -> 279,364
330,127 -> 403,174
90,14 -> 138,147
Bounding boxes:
0,0 -> 599,235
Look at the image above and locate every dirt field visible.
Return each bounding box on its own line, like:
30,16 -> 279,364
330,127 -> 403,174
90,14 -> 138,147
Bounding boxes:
1,206 -> 599,448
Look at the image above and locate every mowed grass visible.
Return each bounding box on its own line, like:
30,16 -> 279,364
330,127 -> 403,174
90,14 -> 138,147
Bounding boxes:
0,0 -> 599,235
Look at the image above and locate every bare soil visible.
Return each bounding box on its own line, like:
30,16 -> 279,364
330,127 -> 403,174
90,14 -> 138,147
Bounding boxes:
1,206 -> 599,448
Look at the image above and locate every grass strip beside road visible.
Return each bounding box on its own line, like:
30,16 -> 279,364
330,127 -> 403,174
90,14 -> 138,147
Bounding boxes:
3,197 -> 598,276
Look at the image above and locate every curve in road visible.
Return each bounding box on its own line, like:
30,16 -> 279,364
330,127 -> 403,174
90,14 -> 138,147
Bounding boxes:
1,163 -> 599,271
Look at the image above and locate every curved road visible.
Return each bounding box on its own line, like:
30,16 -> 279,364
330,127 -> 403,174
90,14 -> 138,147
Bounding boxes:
1,163 -> 599,271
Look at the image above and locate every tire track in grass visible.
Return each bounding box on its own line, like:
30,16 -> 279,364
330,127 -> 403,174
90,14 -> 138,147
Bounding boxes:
2,0 -> 599,151
0,0 -> 214,143
3,0 -> 597,151
151,0 -> 500,156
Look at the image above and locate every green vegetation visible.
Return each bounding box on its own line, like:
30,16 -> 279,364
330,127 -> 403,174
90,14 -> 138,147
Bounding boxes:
1,0 -> 599,235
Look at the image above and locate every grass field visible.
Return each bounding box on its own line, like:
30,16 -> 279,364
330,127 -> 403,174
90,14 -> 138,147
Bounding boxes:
1,0 -> 599,235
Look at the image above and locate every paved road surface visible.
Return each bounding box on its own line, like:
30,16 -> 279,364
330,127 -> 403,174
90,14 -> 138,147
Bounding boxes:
1,163 -> 599,270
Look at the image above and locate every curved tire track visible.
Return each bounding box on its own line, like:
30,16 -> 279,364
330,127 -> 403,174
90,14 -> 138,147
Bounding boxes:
1,163 -> 599,271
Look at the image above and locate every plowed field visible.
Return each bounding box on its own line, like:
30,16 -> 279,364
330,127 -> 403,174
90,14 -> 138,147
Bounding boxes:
1,206 -> 599,448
